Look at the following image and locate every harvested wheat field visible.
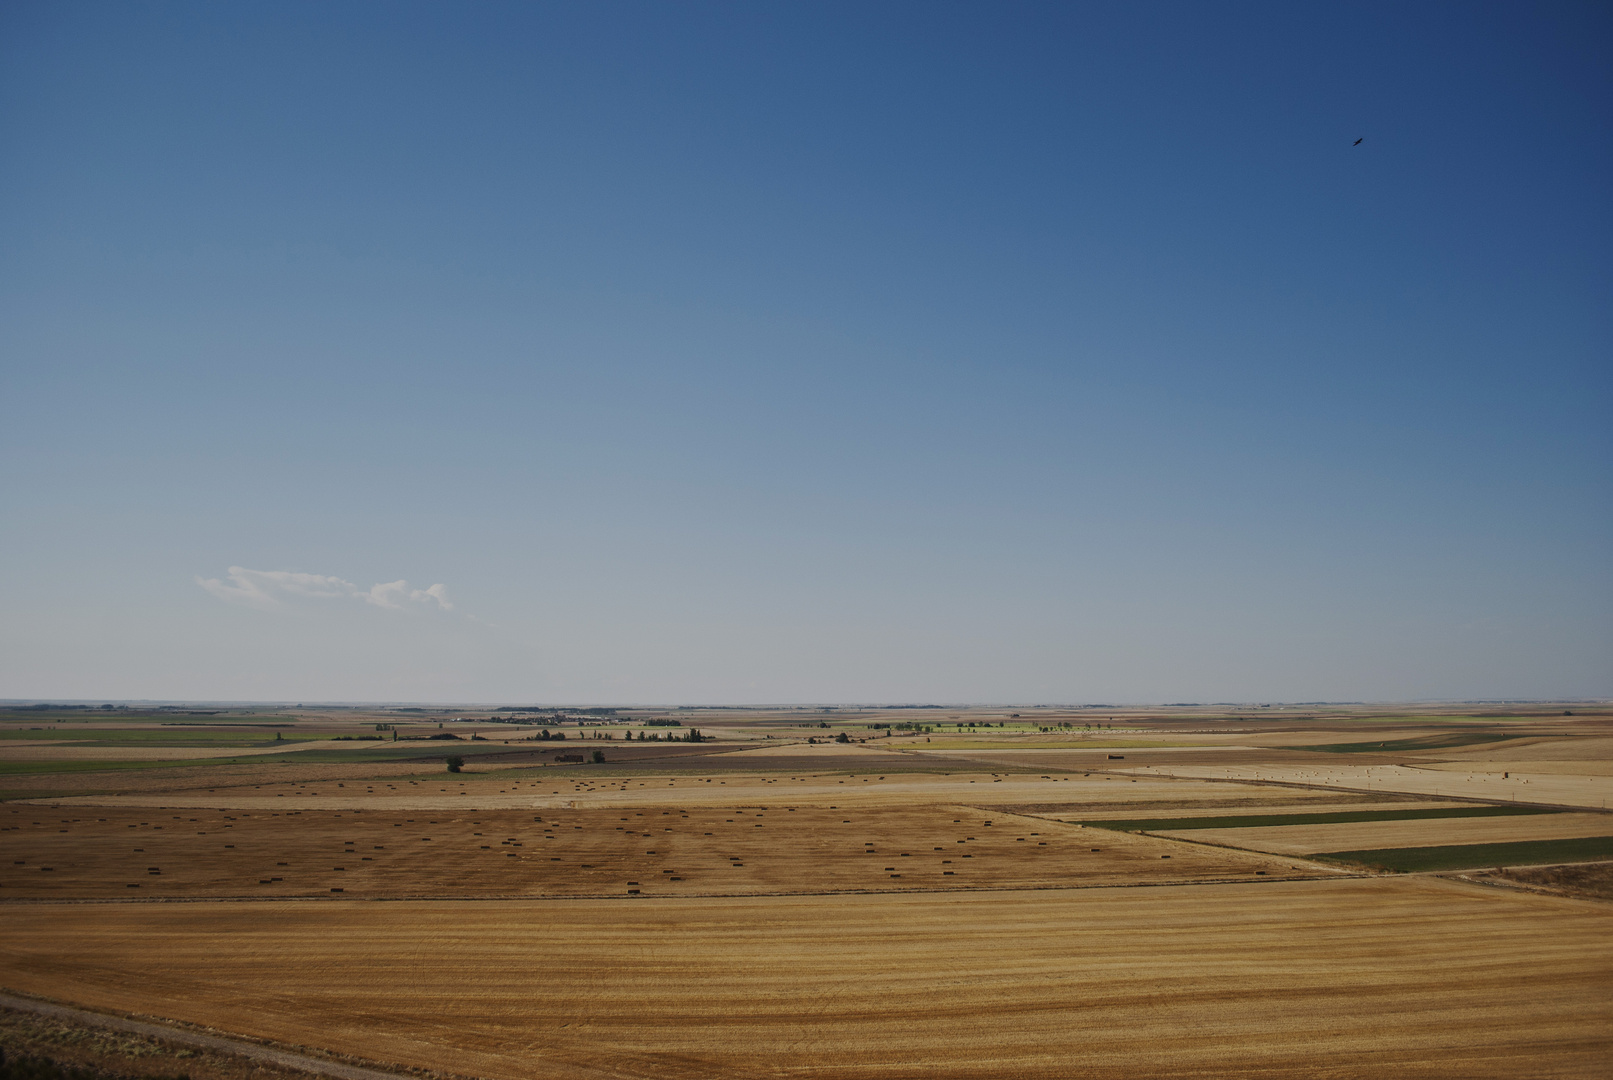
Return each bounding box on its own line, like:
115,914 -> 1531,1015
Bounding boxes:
0,801 -> 1319,899
33,769 -> 1311,813
1,878 -> 1609,1080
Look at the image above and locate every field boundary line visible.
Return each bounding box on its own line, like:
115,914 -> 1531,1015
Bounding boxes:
0,872 -> 1367,907
0,991 -> 422,1080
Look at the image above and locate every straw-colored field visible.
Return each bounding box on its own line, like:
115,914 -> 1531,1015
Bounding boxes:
0,878 -> 1607,1080
0,801 -> 1318,900
1122,762 -> 1613,809
29,768 -> 1405,813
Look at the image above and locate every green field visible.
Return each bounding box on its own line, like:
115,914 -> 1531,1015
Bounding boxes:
1294,732 -> 1525,754
1313,835 -> 1613,872
1078,805 -> 1559,832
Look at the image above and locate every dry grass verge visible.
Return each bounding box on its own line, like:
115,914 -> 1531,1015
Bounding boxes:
1484,861 -> 1613,901
0,1008 -> 293,1080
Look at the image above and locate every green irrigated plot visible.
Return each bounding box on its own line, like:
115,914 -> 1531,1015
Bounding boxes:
1294,732 -> 1524,753
1079,805 -> 1559,832
1312,836 -> 1613,872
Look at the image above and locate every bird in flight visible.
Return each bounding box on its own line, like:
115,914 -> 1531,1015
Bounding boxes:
1353,137 -> 1363,145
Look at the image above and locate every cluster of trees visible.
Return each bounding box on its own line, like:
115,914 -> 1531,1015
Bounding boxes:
805,732 -> 859,745
626,728 -> 705,742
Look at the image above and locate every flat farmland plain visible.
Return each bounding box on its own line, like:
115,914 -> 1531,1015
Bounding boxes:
0,879 -> 1608,1080
5,707 -> 1611,1079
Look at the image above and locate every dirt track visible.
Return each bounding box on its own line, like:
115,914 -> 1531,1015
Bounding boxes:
0,992 -> 414,1080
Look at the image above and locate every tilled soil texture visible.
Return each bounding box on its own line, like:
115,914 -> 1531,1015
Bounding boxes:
0,803 -> 1319,900
1,879 -> 1608,1080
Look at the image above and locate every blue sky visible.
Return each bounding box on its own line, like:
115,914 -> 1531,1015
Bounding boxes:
2,1 -> 1608,703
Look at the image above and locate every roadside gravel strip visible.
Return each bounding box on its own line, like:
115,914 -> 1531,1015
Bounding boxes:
0,991 -> 414,1080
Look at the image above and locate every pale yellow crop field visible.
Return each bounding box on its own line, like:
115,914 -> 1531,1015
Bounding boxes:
1432,735 -> 1613,763
34,768 -> 1371,814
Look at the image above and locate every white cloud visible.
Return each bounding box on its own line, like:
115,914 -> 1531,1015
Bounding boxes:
197,567 -> 451,611
365,580 -> 452,610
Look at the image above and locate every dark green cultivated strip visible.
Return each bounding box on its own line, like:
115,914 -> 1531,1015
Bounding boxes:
1312,835 -> 1613,872
1079,805 -> 1558,832
1295,732 -> 1520,753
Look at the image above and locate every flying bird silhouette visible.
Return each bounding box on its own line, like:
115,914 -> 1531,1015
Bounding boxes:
1353,137 -> 1363,145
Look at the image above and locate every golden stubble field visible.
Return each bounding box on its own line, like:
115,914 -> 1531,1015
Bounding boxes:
0,798 -> 1321,900
0,879 -> 1608,1080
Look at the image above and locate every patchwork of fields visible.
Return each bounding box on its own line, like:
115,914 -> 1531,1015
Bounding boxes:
2,704 -> 1609,1078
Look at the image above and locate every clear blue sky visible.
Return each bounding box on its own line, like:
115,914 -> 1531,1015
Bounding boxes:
2,1 -> 1608,704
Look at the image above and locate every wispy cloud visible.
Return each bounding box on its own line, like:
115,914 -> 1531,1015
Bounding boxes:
197,567 -> 452,611
365,580 -> 451,610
